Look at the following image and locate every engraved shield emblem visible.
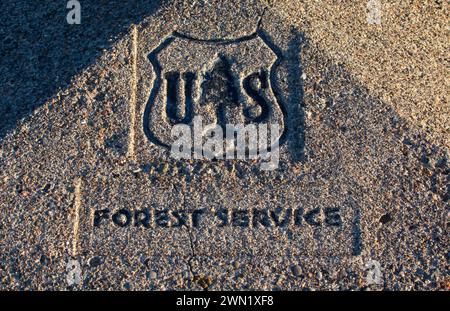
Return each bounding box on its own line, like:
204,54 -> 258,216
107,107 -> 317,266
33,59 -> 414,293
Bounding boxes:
143,31 -> 286,152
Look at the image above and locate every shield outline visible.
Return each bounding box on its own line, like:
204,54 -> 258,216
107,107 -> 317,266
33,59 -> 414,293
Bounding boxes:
143,30 -> 287,154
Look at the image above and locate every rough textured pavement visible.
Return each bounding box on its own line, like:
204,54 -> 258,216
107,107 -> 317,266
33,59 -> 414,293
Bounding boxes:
0,1 -> 448,290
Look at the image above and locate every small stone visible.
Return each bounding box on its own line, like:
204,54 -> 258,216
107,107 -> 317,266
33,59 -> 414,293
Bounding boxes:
316,271 -> 323,280
379,213 -> 393,224
292,265 -> 302,277
88,256 -> 102,268
132,167 -> 142,174
162,163 -> 169,174
171,166 -> 178,175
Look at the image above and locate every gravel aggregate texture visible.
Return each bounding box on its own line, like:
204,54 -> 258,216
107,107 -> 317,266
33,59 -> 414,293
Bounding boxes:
0,0 -> 448,290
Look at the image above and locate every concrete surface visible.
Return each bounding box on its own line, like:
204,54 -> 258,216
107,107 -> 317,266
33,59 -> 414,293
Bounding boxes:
0,0 -> 448,290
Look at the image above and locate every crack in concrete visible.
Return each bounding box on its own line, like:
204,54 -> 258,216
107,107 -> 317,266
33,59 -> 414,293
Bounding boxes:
183,190 -> 198,289
187,228 -> 196,279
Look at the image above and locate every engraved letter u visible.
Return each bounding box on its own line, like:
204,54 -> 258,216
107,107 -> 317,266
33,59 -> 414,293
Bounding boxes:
164,72 -> 196,124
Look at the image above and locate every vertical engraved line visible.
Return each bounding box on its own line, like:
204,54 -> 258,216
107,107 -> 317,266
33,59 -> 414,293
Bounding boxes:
128,25 -> 138,159
71,178 -> 82,257
88,205 -> 95,250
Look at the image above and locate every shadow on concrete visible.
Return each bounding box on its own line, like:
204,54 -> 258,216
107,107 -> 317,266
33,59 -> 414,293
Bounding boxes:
285,28 -> 306,162
0,0 -> 164,140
